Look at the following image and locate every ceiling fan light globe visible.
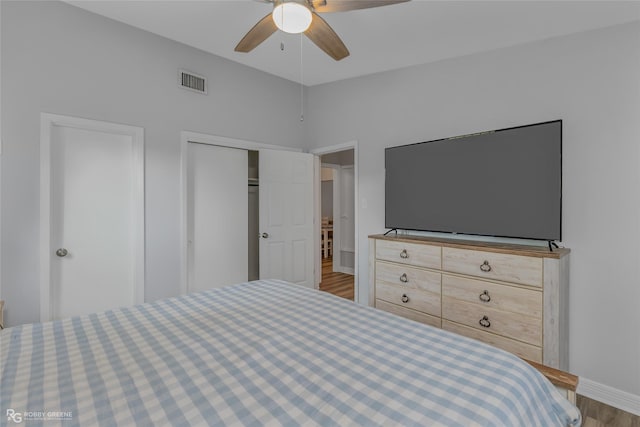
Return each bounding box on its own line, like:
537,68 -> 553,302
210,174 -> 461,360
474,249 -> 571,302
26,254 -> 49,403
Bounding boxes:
272,2 -> 312,34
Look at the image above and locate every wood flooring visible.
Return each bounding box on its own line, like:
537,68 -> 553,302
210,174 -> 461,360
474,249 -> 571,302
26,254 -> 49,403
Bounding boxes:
317,258 -> 638,426
578,394 -> 639,427
319,257 -> 354,301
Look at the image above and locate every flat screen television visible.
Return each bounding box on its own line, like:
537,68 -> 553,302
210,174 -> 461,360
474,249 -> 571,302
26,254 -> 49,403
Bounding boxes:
385,120 -> 562,241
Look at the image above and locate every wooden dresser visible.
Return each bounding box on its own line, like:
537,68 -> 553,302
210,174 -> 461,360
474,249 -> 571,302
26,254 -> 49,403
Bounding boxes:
369,234 -> 570,370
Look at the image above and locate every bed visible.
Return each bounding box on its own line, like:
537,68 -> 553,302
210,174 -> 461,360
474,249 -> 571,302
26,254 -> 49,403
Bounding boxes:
1,279 -> 580,426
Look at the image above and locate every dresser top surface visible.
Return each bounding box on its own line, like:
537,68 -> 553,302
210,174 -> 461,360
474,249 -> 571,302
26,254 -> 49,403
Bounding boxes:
369,234 -> 570,259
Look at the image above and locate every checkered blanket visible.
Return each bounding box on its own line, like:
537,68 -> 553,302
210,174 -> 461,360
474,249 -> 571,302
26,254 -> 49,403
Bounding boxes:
1,279 -> 580,426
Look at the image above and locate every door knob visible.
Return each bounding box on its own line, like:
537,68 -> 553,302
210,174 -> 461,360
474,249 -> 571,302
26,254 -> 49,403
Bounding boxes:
56,248 -> 68,257
261,232 -> 269,238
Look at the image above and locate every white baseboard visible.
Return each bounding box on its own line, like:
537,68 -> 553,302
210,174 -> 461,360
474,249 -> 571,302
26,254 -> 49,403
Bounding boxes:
337,266 -> 355,275
577,377 -> 640,416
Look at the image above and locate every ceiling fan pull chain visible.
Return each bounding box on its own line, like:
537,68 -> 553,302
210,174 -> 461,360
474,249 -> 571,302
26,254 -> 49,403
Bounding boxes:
281,42 -> 284,51
300,33 -> 304,122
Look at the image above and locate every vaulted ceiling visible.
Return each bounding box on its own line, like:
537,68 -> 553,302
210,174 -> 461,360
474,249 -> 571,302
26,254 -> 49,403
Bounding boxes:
67,1 -> 640,86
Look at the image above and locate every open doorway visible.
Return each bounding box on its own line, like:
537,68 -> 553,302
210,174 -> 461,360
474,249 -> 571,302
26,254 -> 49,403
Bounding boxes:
317,149 -> 355,301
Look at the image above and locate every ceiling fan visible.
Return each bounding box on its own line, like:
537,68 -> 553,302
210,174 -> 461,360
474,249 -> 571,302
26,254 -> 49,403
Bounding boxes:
235,0 -> 409,61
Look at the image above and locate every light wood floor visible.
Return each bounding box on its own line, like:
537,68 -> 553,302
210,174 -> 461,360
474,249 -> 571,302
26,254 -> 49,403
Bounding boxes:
578,394 -> 639,427
319,257 -> 354,301
318,259 -> 637,426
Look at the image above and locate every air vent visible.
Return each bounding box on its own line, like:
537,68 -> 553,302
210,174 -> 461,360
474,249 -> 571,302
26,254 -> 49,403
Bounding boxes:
179,69 -> 207,94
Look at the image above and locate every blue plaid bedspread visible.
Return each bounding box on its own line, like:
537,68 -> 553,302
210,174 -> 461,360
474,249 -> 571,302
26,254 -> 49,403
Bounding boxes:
1,279 -> 580,426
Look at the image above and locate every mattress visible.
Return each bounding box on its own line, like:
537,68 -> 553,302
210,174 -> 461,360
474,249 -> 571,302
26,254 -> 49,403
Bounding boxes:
1,279 -> 581,426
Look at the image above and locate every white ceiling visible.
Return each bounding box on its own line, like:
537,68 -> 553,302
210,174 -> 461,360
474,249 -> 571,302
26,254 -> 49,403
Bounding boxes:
67,0 -> 640,86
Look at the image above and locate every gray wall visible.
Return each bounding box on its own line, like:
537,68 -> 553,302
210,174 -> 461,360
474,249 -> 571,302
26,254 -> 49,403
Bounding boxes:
0,1 -> 304,326
305,22 -> 640,397
321,181 -> 333,218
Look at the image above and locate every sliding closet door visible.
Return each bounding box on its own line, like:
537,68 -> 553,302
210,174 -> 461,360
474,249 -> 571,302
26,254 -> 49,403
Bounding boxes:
187,143 -> 248,293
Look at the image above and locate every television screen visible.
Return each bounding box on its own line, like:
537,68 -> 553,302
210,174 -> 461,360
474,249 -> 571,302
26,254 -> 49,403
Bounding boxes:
385,120 -> 562,241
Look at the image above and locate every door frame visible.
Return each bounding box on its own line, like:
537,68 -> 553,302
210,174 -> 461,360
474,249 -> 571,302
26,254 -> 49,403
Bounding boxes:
179,131 -> 301,295
40,113 -> 145,322
310,141 -> 359,303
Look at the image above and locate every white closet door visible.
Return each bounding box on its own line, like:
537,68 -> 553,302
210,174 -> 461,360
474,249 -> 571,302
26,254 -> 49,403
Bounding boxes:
259,150 -> 314,288
48,123 -> 143,320
187,143 -> 248,293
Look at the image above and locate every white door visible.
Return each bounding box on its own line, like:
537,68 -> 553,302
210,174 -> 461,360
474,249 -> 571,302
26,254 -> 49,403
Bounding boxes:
259,150 -> 315,288
187,143 -> 248,293
42,116 -> 144,321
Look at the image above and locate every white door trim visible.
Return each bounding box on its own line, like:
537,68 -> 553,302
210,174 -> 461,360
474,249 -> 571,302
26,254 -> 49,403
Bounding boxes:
310,141 -> 359,303
179,131 -> 301,295
40,113 -> 145,322
313,156 -> 321,287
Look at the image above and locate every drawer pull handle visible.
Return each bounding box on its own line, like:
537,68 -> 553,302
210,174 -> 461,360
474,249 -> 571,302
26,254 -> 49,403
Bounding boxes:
401,294 -> 409,303
399,249 -> 409,259
479,290 -> 491,303
480,260 -> 492,272
399,273 -> 408,283
479,316 -> 491,328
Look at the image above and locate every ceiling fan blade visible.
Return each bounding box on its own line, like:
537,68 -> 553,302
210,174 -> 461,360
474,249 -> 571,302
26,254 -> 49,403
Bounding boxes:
311,0 -> 409,13
304,13 -> 349,61
235,13 -> 278,53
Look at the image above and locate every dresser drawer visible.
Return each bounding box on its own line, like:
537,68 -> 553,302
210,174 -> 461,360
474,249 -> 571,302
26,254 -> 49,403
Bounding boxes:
376,239 -> 441,269
442,320 -> 542,363
376,300 -> 441,328
442,247 -> 542,287
442,297 -> 541,346
376,282 -> 441,317
376,261 -> 441,294
442,274 -> 541,319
